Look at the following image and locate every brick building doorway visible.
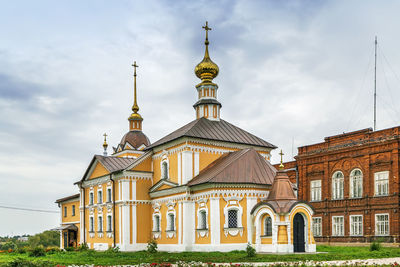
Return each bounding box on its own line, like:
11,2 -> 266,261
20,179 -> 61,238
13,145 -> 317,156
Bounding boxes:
293,213 -> 305,252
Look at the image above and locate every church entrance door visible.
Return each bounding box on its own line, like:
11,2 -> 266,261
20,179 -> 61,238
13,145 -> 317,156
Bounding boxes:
293,213 -> 305,252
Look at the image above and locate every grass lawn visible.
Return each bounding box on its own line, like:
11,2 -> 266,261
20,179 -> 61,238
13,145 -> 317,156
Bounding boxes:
0,246 -> 399,266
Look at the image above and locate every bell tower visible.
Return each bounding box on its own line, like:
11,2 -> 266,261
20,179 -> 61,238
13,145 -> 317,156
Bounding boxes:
194,22 -> 221,121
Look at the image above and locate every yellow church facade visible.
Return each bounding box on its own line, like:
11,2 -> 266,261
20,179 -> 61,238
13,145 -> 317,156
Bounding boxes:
55,22 -> 316,253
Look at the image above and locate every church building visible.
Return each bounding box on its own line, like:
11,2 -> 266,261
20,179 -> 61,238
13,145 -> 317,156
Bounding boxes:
55,22 -> 316,253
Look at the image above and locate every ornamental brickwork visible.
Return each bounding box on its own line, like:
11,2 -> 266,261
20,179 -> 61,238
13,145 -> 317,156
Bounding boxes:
278,126 -> 400,243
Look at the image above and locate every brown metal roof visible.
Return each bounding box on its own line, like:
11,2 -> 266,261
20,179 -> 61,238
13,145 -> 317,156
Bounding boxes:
55,193 -> 80,203
187,148 -> 276,186
95,155 -> 137,173
146,117 -> 276,150
266,170 -> 297,201
119,130 -> 150,150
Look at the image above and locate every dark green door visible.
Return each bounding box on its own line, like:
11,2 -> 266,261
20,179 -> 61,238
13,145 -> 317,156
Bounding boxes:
293,213 -> 305,252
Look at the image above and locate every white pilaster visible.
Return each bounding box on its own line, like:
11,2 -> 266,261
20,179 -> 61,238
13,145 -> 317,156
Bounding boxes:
131,180 -> 136,200
210,197 -> 220,245
121,203 -> 130,250
178,202 -> 183,244
181,151 -> 193,184
132,204 -> 137,244
182,200 -> 195,249
246,197 -> 257,244
121,180 -> 130,201
178,152 -> 182,185
194,152 -> 200,177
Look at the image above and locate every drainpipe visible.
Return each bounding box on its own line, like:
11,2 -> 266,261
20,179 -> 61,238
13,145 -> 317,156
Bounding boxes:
110,174 -> 116,248
79,182 -> 86,244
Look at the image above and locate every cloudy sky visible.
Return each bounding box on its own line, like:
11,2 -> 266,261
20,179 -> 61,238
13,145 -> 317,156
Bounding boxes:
1,0 -> 400,236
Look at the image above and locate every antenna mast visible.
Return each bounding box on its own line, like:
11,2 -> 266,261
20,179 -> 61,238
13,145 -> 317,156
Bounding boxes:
374,36 -> 377,131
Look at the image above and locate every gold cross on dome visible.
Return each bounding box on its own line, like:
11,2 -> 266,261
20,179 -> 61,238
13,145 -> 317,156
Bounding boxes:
132,61 -> 139,76
279,149 -> 284,169
202,21 -> 211,42
103,133 -> 108,142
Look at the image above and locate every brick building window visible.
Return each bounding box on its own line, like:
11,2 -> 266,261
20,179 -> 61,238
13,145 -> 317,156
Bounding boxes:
312,217 -> 322,237
332,216 -> 344,236
350,215 -> 363,236
332,171 -> 344,200
375,214 -> 389,236
350,169 -> 363,198
375,171 -> 389,196
311,180 -> 321,201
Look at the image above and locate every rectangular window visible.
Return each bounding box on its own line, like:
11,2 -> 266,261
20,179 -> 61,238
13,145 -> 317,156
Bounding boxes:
89,217 -> 94,232
72,205 -> 75,216
350,215 -> 363,236
375,214 -> 389,236
311,180 -> 322,201
375,171 -> 389,196
64,206 -> 67,217
107,188 -> 112,202
168,214 -> 175,231
98,216 -> 103,232
107,215 -> 112,232
312,217 -> 322,237
89,192 -> 94,205
98,190 -> 103,204
332,216 -> 344,236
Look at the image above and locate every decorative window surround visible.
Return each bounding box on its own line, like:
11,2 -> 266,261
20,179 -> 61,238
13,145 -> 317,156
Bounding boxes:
152,213 -> 162,239
161,154 -> 170,180
223,196 -> 243,237
166,201 -> 176,238
350,169 -> 363,198
332,171 -> 344,200
97,188 -> 103,204
196,199 -> 209,238
310,180 -> 321,201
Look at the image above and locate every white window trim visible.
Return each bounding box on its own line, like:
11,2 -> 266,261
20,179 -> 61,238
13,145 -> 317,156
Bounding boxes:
349,215 -> 363,236
375,213 -> 389,236
312,217 -> 322,237
263,215 -> 273,237
196,208 -> 209,238
310,180 -> 322,202
332,171 -> 344,200
89,190 -> 94,206
152,213 -> 162,239
106,214 -> 113,238
223,197 -> 243,237
374,171 -> 389,196
89,216 -> 95,238
97,188 -> 103,204
166,210 -> 176,238
160,155 -> 170,180
97,216 -> 104,237
106,186 -> 112,203
350,169 -> 363,198
332,216 -> 344,236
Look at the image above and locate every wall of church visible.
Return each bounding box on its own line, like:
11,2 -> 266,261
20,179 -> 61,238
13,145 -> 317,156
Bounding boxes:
219,197 -> 248,244
136,203 -> 152,243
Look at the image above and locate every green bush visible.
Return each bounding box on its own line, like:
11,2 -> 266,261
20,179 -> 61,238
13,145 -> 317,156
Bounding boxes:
106,246 -> 120,253
370,241 -> 382,251
4,258 -> 53,267
147,239 -> 158,253
64,246 -> 75,252
28,246 -> 46,257
77,242 -> 89,251
15,247 -> 27,254
246,242 -> 256,257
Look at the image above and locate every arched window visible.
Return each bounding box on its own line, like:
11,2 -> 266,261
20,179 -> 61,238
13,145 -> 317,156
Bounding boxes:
89,192 -> 94,205
332,171 -> 344,200
154,215 -> 160,232
107,215 -> 112,232
98,216 -> 103,232
162,161 -> 168,179
264,216 -> 272,236
199,210 -> 207,230
89,217 -> 94,232
228,209 -> 238,228
167,213 -> 175,231
350,169 -> 363,198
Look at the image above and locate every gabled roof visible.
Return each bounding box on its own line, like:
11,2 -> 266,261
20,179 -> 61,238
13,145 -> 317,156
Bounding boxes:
55,193 -> 80,203
187,148 -> 276,186
145,117 -> 276,150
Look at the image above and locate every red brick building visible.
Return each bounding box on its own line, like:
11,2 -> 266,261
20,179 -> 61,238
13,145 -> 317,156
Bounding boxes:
279,126 -> 400,243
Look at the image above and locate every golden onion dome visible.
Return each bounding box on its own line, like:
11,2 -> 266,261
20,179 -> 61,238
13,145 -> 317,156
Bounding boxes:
195,21 -> 219,83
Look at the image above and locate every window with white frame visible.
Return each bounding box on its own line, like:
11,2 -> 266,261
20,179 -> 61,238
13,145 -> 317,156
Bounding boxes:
153,215 -> 161,232
98,216 -> 103,232
311,180 -> 322,201
332,171 -> 344,200
107,188 -> 112,202
64,206 -> 67,217
98,190 -> 103,204
167,213 -> 175,231
375,171 -> 389,196
199,210 -> 207,230
312,217 -> 322,237
228,209 -> 238,228
107,215 -> 112,232
332,216 -> 344,236
89,217 -> 94,232
72,205 -> 75,216
350,215 -> 363,236
375,214 -> 389,236
264,216 -> 272,236
162,161 -> 168,179
89,192 -> 94,205
350,169 -> 363,198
